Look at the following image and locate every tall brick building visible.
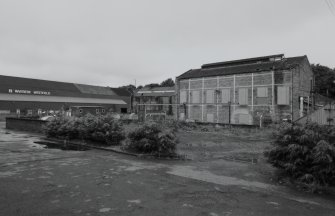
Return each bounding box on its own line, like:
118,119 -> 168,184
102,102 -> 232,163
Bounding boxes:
176,54 -> 314,125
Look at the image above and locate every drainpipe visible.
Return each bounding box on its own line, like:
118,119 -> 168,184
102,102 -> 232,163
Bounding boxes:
291,66 -> 294,122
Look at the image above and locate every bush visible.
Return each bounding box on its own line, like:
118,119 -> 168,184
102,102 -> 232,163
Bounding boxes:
163,120 -> 198,132
44,117 -> 80,139
125,123 -> 177,155
44,114 -> 125,145
265,123 -> 335,189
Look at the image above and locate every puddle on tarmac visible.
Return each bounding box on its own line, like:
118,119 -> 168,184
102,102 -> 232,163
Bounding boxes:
34,141 -> 90,151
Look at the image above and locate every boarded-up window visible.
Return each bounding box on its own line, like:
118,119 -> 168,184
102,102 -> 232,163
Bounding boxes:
207,113 -> 214,122
192,90 -> 200,103
180,91 -> 187,103
257,87 -> 268,97
277,86 -> 290,105
239,114 -> 250,125
179,113 -> 185,120
238,88 -> 248,105
221,89 -> 231,104
206,90 -> 215,103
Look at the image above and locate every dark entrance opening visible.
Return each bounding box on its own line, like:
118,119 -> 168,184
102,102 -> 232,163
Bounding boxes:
121,108 -> 127,113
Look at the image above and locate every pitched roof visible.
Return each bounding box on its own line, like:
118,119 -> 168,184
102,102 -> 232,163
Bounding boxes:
0,75 -> 130,99
110,88 -> 131,97
74,84 -> 117,96
177,55 -> 308,80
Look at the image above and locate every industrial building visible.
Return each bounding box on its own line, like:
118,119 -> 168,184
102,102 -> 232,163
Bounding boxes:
176,54 -> 314,125
0,75 -> 131,119
133,86 -> 176,121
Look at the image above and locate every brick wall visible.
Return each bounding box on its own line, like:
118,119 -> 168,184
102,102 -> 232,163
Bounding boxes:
176,62 -> 313,125
6,117 -> 46,133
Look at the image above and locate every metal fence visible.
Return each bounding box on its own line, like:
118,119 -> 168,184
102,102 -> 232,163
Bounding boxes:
296,103 -> 335,125
135,104 -> 177,122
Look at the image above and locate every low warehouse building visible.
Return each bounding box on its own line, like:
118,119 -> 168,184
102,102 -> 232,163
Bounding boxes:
176,54 -> 314,125
0,75 -> 131,119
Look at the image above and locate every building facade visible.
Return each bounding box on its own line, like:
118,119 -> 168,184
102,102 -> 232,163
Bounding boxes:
0,75 -> 131,119
176,54 -> 314,125
133,86 -> 176,121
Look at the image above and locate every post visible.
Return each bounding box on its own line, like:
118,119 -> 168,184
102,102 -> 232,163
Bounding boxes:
228,101 -> 231,126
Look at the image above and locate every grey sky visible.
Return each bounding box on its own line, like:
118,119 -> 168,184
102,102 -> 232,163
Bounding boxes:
0,0 -> 334,87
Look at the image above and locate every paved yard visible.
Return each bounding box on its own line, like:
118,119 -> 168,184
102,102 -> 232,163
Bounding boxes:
0,122 -> 335,216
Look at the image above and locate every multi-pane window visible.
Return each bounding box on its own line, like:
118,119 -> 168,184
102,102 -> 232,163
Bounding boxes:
238,88 -> 248,105
221,89 -> 231,104
192,90 -> 200,103
180,91 -> 187,103
277,86 -> 290,105
205,90 -> 215,103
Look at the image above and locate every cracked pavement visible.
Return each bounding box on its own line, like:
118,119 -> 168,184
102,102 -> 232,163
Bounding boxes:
0,122 -> 335,216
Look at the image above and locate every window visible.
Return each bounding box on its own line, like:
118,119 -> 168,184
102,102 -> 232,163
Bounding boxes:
192,90 -> 200,103
79,109 -> 83,113
121,108 -> 127,113
277,86 -> 290,105
238,88 -> 248,105
257,87 -> 268,97
180,91 -> 187,103
96,109 -> 100,114
206,113 -> 214,123
221,89 -> 230,104
27,110 -> 33,115
206,90 -> 214,103
16,109 -> 20,115
101,109 -> 105,113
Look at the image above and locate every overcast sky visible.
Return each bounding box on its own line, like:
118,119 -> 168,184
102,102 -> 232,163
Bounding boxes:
0,0 -> 334,87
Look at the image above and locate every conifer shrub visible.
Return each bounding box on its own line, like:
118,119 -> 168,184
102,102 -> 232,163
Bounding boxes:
125,123 -> 178,155
265,123 -> 335,189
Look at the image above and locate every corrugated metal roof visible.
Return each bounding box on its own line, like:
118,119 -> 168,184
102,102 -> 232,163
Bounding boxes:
135,86 -> 175,97
177,56 -> 307,80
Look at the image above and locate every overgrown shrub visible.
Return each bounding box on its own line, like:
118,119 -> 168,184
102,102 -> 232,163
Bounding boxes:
163,120 -> 198,132
125,123 -> 178,155
44,114 -> 125,145
44,117 -> 80,139
264,123 -> 335,189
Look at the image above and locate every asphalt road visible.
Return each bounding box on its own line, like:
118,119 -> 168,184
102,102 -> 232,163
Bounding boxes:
0,122 -> 334,216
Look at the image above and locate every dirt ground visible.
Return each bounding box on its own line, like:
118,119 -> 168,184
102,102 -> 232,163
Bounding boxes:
1,122 -> 335,216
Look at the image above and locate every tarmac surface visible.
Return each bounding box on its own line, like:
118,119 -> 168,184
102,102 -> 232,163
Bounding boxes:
0,122 -> 335,216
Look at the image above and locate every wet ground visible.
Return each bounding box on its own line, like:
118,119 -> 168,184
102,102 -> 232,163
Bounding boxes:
1,122 -> 335,216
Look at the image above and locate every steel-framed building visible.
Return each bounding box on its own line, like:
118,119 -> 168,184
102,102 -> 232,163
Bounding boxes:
133,86 -> 176,121
176,54 -> 314,125
0,75 -> 131,119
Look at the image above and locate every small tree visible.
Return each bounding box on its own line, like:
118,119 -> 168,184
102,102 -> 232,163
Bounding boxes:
160,78 -> 175,87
